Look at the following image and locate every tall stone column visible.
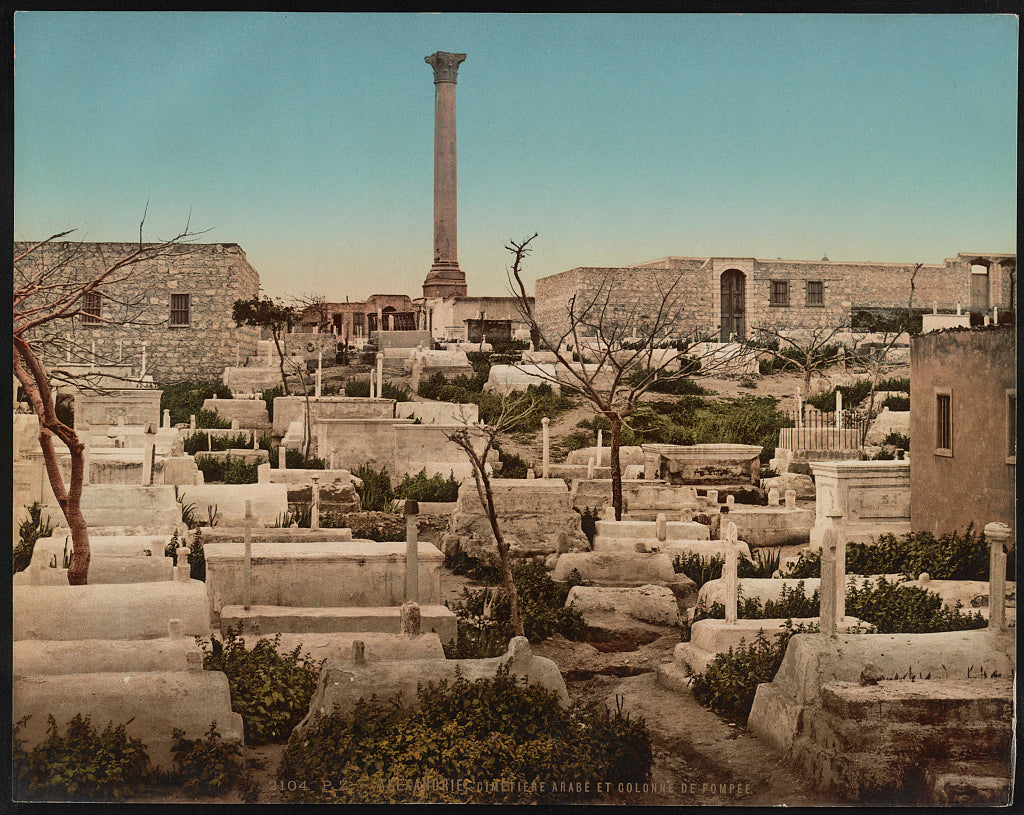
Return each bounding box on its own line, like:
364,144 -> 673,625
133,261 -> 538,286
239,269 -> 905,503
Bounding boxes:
423,51 -> 468,299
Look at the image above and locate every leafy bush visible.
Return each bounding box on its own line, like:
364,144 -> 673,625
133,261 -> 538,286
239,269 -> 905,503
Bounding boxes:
417,374 -> 574,431
787,526 -> 995,581
165,528 -> 206,581
674,549 -> 782,590
344,379 -> 412,401
353,464 -> 393,511
447,559 -> 586,658
875,377 -> 910,393
278,667 -> 652,804
261,386 -> 285,421
159,380 -> 233,425
497,446 -> 529,478
14,502 -> 55,574
183,432 -> 251,455
881,395 -> 910,412
13,714 -> 154,801
881,432 -> 910,449
626,367 -> 711,395
576,507 -> 600,545
169,722 -> 252,799
806,379 -> 874,411
196,455 -> 259,484
689,621 -> 817,723
198,628 -> 324,744
194,409 -> 232,430
394,469 -> 461,503
284,448 -> 326,470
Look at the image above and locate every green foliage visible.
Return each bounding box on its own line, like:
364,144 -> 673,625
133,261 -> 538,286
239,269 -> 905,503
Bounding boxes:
164,528 -> 206,581
881,431 -> 910,449
183,431 -> 251,455
496,446 -> 529,478
875,377 -> 910,393
344,378 -> 413,401
787,526 -> 994,581
806,380 -> 874,411
880,395 -> 910,412
232,296 -> 297,333
278,667 -> 652,804
194,408 -> 232,429
417,374 -> 573,431
626,367 -> 712,395
13,714 -> 154,801
447,559 -> 586,658
261,386 -> 285,421
284,448 -> 326,470
196,454 -> 259,484
14,502 -> 54,574
394,469 -> 461,503
689,621 -> 817,723
347,520 -> 406,541
274,506 -> 312,529
55,392 -> 75,427
353,464 -> 393,511
576,507 -> 600,545
846,577 -> 986,634
169,722 -> 252,799
159,380 -> 233,425
755,343 -> 843,376
198,627 -> 324,745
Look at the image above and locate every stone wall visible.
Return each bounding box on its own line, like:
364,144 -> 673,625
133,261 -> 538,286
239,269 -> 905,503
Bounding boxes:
535,253 -> 1014,343
14,241 -> 260,381
910,327 -> 1015,536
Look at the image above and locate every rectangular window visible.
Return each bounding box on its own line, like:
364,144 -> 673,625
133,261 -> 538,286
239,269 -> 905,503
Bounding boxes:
170,294 -> 190,327
770,280 -> 789,307
352,312 -> 365,330
935,390 -> 952,456
82,291 -> 102,324
806,281 -> 824,306
1007,390 -> 1016,464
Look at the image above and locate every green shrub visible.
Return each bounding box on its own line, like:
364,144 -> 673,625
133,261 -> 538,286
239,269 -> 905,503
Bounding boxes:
446,559 -> 586,658
347,521 -> 405,541
198,628 -> 324,745
169,722 -> 253,800
626,367 -> 712,395
13,714 -> 154,801
497,446 -> 529,478
285,448 -> 326,470
394,469 -> 461,503
278,667 -> 652,804
881,432 -> 910,449
183,432 -> 251,455
195,455 -> 259,484
787,526 -> 995,581
689,621 -> 817,723
806,380 -> 873,412
344,379 -> 412,401
417,375 -> 573,431
875,377 -> 910,393
165,528 -> 206,581
261,386 -> 285,421
14,502 -> 55,574
353,464 -> 394,511
845,577 -> 986,634
159,380 -> 232,425
674,549 -> 782,590
195,408 -> 232,430
881,395 -> 910,412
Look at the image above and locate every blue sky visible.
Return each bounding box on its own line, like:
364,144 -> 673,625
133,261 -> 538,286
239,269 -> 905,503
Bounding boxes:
14,12 -> 1018,300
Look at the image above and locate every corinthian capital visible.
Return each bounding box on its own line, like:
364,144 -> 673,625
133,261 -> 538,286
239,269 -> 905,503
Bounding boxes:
425,51 -> 467,83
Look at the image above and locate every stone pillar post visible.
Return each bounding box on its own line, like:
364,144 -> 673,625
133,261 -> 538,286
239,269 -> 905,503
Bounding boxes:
230,418 -> 240,431
82,447 -> 90,486
984,522 -> 1012,632
315,351 -> 322,398
707,489 -> 718,506
90,340 -> 96,370
784,489 -> 796,510
162,409 -> 171,429
405,500 -> 419,602
310,475 -> 320,532
836,389 -> 843,436
376,353 -> 384,397
726,494 -> 735,508
767,487 -> 780,506
243,501 -> 252,609
422,51 -> 468,298
656,513 -> 667,542
278,445 -> 287,469
820,507 -> 844,637
723,547 -> 738,625
541,417 -> 550,479
142,442 -> 154,486
587,456 -> 595,479
795,386 -> 803,432
189,414 -> 196,432
596,429 -> 603,465
176,535 -> 191,583
140,343 -> 147,379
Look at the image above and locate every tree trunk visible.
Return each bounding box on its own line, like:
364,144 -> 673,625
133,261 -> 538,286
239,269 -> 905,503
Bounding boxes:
481,474 -> 525,638
609,412 -> 624,521
272,330 -> 290,395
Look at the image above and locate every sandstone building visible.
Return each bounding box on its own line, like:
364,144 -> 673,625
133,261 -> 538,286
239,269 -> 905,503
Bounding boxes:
535,252 -> 1015,343
909,325 -> 1015,537
296,294 -> 417,339
14,241 -> 261,382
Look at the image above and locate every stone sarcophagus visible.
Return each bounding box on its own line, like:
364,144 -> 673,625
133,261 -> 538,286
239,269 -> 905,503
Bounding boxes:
642,443 -> 763,486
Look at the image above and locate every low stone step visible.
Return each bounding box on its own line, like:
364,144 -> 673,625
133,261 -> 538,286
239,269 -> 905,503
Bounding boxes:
219,604 -> 457,647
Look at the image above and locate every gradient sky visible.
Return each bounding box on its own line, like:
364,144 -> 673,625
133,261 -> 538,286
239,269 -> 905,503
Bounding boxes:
14,12 -> 1018,301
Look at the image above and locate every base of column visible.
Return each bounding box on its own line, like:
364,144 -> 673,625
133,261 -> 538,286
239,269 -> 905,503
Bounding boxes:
422,261 -> 467,299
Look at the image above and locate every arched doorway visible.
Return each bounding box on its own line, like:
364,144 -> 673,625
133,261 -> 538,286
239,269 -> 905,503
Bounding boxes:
720,269 -> 746,341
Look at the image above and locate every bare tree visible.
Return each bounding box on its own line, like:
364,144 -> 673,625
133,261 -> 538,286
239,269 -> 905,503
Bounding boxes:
444,394 -> 541,638
746,320 -> 852,400
506,234 -> 736,520
13,221 -> 203,584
